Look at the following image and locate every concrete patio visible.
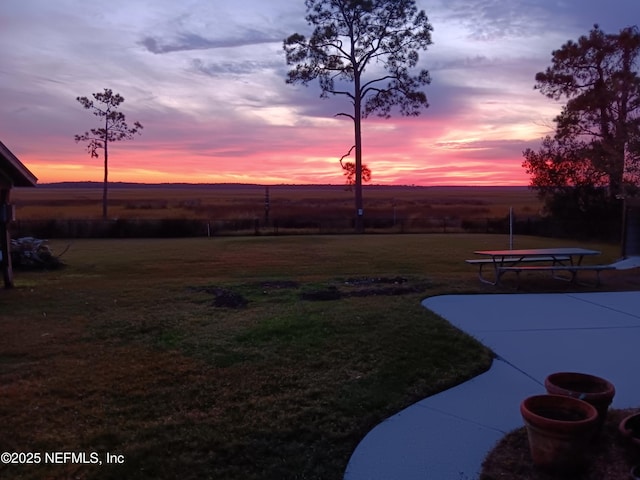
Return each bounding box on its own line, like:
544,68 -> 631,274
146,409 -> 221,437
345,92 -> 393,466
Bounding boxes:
344,291 -> 640,480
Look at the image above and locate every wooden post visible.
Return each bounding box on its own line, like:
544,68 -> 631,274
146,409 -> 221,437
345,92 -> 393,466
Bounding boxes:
0,188 -> 13,288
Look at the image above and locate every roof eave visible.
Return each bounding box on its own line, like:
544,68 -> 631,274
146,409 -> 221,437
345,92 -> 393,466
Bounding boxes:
0,140 -> 38,187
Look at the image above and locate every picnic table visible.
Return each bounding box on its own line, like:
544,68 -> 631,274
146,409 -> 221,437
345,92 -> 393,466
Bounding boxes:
466,247 -> 614,286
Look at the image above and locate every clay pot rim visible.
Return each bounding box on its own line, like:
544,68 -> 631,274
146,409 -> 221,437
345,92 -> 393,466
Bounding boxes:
618,412 -> 640,439
545,371 -> 615,397
521,394 -> 599,426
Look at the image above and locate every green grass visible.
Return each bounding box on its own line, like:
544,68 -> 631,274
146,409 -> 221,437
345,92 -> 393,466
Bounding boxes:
0,234 -> 623,480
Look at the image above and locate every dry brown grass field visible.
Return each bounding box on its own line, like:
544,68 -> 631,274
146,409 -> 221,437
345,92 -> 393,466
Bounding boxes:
11,184 -> 542,233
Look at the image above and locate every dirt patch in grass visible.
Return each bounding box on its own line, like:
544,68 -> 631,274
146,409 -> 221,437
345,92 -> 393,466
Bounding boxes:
191,277 -> 431,304
300,285 -> 343,301
188,285 -> 249,308
258,280 -> 301,290
299,276 -> 432,301
341,276 -> 430,297
480,408 -> 640,480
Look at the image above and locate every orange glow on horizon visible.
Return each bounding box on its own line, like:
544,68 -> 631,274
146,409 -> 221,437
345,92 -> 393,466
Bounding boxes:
23,148 -> 531,186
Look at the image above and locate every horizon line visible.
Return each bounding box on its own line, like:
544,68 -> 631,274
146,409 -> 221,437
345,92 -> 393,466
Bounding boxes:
32,181 -> 532,188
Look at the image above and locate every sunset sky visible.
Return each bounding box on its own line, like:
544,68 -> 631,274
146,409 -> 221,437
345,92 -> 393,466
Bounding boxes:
1,0 -> 639,186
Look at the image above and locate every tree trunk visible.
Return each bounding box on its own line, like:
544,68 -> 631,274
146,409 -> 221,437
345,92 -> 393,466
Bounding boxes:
103,128 -> 108,220
612,38 -> 634,199
354,71 -> 364,233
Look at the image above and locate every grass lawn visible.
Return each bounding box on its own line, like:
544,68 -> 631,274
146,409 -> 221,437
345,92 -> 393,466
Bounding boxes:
0,234 -> 623,479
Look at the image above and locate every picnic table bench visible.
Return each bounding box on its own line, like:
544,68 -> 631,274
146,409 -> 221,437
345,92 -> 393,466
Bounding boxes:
466,248 -> 614,286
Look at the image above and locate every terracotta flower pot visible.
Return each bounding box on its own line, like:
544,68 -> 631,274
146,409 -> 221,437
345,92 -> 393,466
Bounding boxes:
520,394 -> 598,472
545,371 -> 615,433
619,412 -> 640,449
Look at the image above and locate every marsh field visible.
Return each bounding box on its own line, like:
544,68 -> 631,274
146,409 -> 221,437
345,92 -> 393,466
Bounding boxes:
10,183 -> 543,236
2,184 -> 633,480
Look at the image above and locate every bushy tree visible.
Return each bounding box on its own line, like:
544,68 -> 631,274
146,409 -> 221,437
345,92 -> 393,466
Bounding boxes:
523,25 -> 640,237
339,145 -> 371,190
284,0 -> 433,232
75,89 -> 143,219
